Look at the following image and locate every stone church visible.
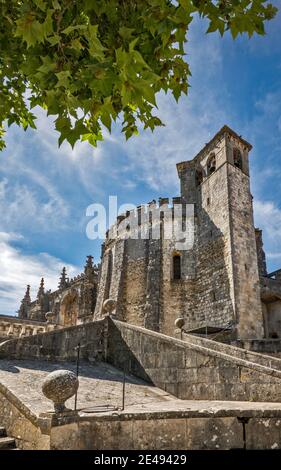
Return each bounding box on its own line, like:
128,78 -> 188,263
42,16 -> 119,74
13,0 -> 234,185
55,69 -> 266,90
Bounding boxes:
2,125 -> 281,451
1,125 -> 281,344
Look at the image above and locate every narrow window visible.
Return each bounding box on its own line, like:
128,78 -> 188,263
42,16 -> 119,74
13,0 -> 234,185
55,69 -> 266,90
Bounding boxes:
233,147 -> 243,170
207,153 -> 216,175
173,255 -> 181,280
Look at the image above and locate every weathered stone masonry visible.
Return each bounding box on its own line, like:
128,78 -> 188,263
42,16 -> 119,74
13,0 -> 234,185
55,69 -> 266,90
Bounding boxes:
93,125 -> 281,341
3,125 -> 281,348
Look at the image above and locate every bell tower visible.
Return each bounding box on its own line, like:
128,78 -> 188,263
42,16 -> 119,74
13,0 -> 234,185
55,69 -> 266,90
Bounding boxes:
177,125 -> 264,339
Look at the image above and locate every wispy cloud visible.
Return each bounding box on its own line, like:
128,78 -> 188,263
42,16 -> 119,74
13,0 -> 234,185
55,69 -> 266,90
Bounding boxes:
0,232 -> 80,316
0,9 -> 281,308
254,199 -> 281,270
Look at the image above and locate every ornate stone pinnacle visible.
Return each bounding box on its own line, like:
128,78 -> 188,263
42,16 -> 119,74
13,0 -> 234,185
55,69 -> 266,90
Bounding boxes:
37,278 -> 45,299
58,267 -> 67,289
24,285 -> 31,302
85,255 -> 94,269
18,284 -> 31,319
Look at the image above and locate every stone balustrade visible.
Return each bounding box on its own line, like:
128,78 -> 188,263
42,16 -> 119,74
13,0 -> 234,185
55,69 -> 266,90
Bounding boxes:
0,315 -> 57,341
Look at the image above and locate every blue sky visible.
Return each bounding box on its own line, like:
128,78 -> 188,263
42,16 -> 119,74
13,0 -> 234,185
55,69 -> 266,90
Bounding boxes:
1,6 -> 281,315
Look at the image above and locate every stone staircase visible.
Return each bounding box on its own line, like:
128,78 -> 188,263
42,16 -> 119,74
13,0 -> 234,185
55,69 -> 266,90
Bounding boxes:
182,331 -> 281,372
0,426 -> 17,450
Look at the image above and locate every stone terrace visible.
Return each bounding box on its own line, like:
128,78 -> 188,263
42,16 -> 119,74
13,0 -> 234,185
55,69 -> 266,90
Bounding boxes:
2,358 -> 281,449
2,358 -> 281,419
0,359 -> 174,415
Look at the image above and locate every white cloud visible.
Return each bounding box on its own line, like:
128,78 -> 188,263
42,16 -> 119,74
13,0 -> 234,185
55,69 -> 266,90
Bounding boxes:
0,176 -> 69,233
0,232 -> 80,316
267,252 -> 281,261
254,199 -> 281,269
119,89 -> 229,193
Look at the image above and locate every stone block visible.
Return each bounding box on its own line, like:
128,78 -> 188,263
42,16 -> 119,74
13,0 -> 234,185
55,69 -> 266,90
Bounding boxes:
76,420 -> 133,450
145,367 -> 178,385
218,367 -> 239,383
196,366 -> 220,384
50,423 -> 79,450
177,367 -> 198,384
187,417 -> 243,450
246,418 -> 281,450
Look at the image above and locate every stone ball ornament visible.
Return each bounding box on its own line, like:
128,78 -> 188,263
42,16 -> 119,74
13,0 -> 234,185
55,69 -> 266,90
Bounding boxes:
42,370 -> 79,413
102,298 -> 117,314
45,311 -> 53,323
175,317 -> 185,329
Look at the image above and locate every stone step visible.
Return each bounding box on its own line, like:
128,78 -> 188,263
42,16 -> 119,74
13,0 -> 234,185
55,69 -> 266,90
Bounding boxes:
0,427 -> 6,437
0,436 -> 16,449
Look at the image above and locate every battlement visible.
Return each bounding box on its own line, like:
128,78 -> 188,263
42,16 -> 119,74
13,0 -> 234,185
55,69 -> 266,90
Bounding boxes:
105,196 -> 193,242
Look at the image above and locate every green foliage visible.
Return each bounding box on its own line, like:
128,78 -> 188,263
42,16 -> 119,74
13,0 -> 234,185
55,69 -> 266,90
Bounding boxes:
0,0 -> 277,149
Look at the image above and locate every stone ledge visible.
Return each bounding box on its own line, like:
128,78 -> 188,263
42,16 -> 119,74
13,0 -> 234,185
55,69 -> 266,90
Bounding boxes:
112,319 -> 281,380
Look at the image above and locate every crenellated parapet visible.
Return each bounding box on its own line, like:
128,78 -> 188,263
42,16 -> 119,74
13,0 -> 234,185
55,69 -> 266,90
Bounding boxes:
104,196 -> 194,250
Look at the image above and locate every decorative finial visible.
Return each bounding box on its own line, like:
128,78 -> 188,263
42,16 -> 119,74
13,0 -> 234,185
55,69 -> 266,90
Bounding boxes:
84,255 -> 95,278
42,370 -> 79,414
18,284 -> 32,319
85,255 -> 94,269
37,278 -> 45,298
24,285 -> 31,302
58,267 -> 67,289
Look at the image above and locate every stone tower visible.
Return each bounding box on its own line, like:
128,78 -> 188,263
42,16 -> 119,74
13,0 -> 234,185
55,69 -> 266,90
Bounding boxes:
94,125 -> 265,340
177,125 -> 264,339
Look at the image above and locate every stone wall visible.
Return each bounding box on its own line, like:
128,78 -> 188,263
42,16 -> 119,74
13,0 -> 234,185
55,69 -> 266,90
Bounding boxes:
2,386 -> 281,450
235,338 -> 281,356
0,384 -> 49,449
266,301 -> 281,338
0,319 -> 106,362
93,251 -> 112,319
228,163 -> 264,339
194,163 -> 234,331
107,320 -> 281,401
123,238 -> 148,327
180,332 -> 281,370
255,229 -> 267,276
2,317 -> 281,404
47,415 -> 281,450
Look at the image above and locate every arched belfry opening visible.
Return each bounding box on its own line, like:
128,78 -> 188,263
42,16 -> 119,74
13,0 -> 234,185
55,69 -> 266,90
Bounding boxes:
233,147 -> 243,170
207,153 -> 216,175
173,254 -> 181,280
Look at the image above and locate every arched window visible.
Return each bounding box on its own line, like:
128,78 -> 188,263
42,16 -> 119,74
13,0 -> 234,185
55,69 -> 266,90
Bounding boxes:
173,255 -> 181,280
195,169 -> 203,186
207,153 -> 216,175
233,147 -> 243,170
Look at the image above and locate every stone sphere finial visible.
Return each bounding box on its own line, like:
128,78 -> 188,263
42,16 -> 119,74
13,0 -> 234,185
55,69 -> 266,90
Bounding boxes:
45,311 -> 53,324
102,298 -> 116,315
42,370 -> 79,413
175,317 -> 185,329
